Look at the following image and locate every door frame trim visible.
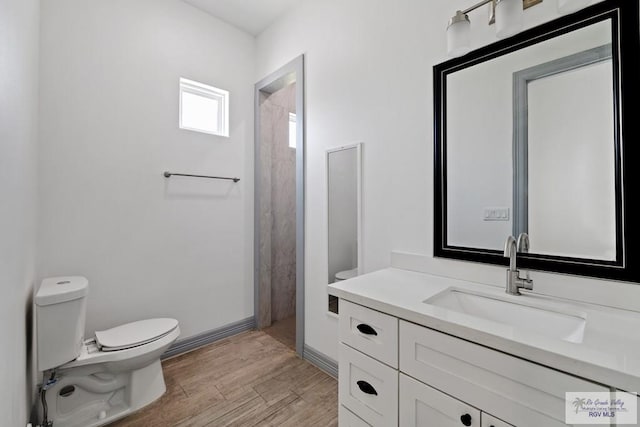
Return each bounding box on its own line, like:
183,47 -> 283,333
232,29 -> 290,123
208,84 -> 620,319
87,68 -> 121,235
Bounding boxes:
254,55 -> 305,356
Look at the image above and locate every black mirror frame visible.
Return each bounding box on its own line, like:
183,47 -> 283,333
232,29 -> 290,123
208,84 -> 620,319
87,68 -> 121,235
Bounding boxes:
433,0 -> 640,282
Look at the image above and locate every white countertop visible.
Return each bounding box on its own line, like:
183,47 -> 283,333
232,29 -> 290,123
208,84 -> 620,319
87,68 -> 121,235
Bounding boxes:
328,267 -> 640,392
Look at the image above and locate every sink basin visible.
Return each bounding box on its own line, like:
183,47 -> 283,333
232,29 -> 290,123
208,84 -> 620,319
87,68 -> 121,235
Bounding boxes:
424,288 -> 587,343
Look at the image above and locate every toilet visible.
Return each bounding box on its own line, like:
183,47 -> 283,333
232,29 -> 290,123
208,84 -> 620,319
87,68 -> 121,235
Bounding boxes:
35,276 -> 180,427
334,267 -> 358,282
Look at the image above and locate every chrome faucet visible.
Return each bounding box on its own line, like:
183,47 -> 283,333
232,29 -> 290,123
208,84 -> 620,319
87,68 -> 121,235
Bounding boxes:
516,232 -> 531,282
504,235 -> 533,295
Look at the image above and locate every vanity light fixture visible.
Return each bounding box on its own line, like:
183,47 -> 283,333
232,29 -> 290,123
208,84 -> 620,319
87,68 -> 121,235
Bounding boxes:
447,0 -> 540,57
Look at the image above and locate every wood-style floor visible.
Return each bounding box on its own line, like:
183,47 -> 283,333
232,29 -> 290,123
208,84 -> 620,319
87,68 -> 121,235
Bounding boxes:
109,330 -> 338,427
262,316 -> 296,350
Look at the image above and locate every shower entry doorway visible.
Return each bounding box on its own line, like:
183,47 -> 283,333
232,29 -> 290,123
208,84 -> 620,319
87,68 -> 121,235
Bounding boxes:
254,55 -> 305,356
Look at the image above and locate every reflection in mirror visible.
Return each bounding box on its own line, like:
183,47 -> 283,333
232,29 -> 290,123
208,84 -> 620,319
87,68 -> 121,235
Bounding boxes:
445,17 -> 618,259
514,44 -> 615,260
327,144 -> 362,305
434,0 -> 640,281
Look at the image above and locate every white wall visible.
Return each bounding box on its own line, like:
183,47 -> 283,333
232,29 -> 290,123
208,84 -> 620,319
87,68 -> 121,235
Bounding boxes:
256,0 -> 450,360
0,0 -> 40,424
255,0 -> 637,361
38,0 -> 256,340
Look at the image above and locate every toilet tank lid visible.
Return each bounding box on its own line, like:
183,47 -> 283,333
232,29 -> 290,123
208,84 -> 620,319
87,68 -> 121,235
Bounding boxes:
35,276 -> 89,306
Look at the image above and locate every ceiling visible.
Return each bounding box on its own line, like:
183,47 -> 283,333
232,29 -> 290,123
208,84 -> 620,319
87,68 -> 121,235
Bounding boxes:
182,0 -> 304,36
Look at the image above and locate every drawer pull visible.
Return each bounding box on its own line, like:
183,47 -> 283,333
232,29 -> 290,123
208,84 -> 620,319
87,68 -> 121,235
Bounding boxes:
356,324 -> 378,336
460,413 -> 472,426
356,380 -> 378,396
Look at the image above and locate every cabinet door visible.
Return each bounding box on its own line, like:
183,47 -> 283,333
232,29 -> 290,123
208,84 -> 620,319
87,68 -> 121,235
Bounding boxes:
339,405 -> 372,426
482,413 -> 514,427
400,373 -> 481,427
400,320 -> 609,427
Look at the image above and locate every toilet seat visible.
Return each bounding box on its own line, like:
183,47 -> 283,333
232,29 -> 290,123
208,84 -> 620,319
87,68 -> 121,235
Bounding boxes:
61,323 -> 180,370
95,318 -> 179,351
335,268 -> 358,281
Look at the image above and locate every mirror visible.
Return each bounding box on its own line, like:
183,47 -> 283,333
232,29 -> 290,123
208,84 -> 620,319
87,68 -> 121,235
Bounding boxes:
513,43 -> 615,260
434,0 -> 640,281
327,143 -> 362,305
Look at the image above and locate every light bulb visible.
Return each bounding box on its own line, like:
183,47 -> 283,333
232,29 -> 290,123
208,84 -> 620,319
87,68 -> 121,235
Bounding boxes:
558,0 -> 592,14
495,0 -> 523,39
447,11 -> 471,57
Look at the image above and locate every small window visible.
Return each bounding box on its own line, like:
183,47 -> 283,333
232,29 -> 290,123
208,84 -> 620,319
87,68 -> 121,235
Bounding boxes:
288,112 -> 297,149
179,78 -> 229,137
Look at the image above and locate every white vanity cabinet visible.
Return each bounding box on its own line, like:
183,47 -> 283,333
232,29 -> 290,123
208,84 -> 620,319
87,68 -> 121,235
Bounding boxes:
338,300 -> 398,426
338,299 -> 611,427
339,343 -> 398,426
482,413 -> 515,427
339,405 -> 372,427
400,320 -> 609,426
338,299 -> 398,368
400,373 -> 482,427
400,373 -> 516,427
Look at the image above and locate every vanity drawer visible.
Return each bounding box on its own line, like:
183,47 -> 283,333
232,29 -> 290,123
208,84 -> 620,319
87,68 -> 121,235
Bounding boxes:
339,300 -> 398,368
399,320 -> 609,427
339,343 -> 398,427
339,405 -> 372,426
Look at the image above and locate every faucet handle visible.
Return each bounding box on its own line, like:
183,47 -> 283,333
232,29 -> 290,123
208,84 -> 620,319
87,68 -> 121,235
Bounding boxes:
503,235 -> 516,257
516,232 -> 530,253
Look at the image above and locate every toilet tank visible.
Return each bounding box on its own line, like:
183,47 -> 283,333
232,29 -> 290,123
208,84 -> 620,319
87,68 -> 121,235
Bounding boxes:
35,277 -> 89,371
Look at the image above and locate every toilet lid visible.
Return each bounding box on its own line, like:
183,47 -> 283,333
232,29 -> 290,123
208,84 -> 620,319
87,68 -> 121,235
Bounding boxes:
95,318 -> 179,351
336,268 -> 358,280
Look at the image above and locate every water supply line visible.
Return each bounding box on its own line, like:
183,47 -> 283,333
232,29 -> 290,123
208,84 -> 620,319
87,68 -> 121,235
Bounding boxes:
40,370 -> 57,427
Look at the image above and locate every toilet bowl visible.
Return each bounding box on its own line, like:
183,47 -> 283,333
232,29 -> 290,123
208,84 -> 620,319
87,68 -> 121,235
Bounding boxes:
335,267 -> 358,282
35,276 -> 180,427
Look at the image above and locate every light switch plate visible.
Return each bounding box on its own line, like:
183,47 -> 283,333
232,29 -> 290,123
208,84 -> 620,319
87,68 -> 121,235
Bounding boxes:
484,207 -> 510,221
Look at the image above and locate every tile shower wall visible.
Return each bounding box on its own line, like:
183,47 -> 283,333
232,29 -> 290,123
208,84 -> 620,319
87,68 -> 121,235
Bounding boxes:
259,83 -> 297,325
